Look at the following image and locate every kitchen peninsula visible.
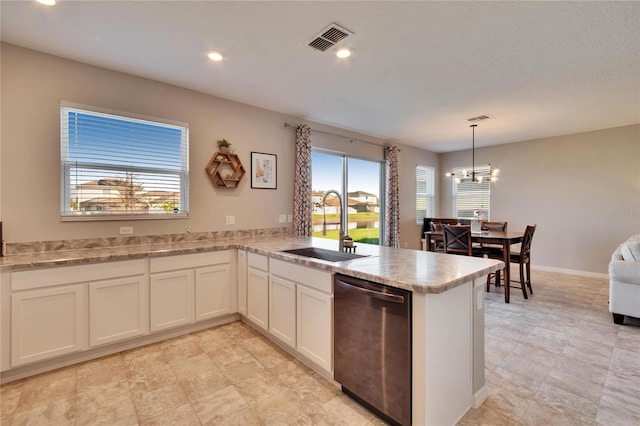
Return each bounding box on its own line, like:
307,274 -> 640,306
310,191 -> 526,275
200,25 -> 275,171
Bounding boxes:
0,232 -> 503,425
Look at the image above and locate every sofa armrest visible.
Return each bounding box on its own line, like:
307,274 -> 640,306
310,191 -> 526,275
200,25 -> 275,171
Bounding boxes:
609,260 -> 640,285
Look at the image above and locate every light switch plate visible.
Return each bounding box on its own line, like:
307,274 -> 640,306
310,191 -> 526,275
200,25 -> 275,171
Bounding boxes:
225,215 -> 235,225
287,214 -> 292,223
120,226 -> 133,235
279,214 -> 286,223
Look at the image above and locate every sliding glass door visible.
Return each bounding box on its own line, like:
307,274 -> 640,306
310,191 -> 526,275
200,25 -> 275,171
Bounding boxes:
311,151 -> 382,245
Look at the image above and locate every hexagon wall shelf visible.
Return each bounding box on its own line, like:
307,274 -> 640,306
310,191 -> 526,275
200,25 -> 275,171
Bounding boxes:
205,152 -> 246,188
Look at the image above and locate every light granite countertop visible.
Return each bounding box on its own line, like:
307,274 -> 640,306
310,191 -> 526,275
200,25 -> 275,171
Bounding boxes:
0,235 -> 504,294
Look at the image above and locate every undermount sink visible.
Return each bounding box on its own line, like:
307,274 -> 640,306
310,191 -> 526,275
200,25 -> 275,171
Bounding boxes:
281,247 -> 368,262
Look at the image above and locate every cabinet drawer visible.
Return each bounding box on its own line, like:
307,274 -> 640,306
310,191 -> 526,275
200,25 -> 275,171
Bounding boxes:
248,252 -> 269,271
12,260 -> 146,291
150,251 -> 230,273
270,259 -> 332,293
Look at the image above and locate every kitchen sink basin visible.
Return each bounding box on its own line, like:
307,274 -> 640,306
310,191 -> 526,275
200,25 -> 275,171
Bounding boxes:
281,247 -> 368,262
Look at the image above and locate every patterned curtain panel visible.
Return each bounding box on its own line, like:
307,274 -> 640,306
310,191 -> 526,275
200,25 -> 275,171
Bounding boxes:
293,125 -> 313,236
384,145 -> 400,247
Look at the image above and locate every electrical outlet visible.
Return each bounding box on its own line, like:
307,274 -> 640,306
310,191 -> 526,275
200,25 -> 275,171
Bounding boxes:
120,226 -> 133,235
225,215 -> 235,225
279,214 -> 286,223
287,214 -> 292,223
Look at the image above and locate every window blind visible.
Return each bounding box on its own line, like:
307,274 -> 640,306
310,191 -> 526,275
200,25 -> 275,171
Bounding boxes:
416,165 -> 435,223
453,165 -> 490,219
60,105 -> 189,219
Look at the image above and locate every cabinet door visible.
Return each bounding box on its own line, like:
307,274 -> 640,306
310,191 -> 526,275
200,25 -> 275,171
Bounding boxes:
195,264 -> 231,321
150,270 -> 195,332
297,285 -> 332,373
89,275 -> 148,347
11,285 -> 88,366
237,250 -> 247,316
269,275 -> 296,348
247,267 -> 269,331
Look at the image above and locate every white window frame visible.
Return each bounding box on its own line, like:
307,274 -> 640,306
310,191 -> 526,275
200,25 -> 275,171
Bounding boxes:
416,165 -> 435,224
60,102 -> 189,221
452,164 -> 491,220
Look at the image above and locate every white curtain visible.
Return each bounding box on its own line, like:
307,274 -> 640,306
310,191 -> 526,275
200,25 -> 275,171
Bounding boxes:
293,125 -> 313,236
384,145 -> 400,247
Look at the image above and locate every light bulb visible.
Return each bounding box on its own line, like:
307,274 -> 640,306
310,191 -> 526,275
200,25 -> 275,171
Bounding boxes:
445,172 -> 452,177
335,47 -> 353,59
36,0 -> 56,5
207,51 -> 224,61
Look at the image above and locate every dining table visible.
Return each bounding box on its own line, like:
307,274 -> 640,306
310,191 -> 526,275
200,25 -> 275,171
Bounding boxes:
424,229 -> 525,303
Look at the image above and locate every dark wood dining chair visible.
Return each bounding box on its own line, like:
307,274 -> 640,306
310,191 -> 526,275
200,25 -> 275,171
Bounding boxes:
481,221 -> 507,232
487,224 -> 537,299
442,225 -> 484,257
512,224 -> 537,294
479,221 -> 508,254
429,219 -> 459,252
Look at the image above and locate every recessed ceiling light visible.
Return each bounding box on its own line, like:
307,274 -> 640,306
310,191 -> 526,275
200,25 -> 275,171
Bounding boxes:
207,51 -> 224,62
335,47 -> 353,59
36,0 -> 56,5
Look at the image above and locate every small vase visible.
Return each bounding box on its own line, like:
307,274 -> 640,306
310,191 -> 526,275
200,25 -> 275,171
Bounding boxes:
219,146 -> 230,154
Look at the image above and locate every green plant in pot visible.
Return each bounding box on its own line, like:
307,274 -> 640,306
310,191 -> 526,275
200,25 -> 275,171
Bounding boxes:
217,139 -> 232,153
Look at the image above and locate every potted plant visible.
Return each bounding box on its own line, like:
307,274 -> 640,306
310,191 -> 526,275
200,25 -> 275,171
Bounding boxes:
217,139 -> 232,153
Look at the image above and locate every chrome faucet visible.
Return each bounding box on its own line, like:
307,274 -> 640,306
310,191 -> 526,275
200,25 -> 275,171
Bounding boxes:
321,190 -> 345,251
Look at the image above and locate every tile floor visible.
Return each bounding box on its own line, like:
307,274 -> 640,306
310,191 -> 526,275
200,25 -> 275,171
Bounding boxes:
1,270 -> 639,425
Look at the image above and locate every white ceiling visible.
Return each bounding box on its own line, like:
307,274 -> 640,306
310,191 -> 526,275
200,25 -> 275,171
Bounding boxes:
1,1 -> 639,152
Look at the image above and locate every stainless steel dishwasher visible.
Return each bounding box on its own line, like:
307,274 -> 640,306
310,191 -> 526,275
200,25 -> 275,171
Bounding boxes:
334,274 -> 412,426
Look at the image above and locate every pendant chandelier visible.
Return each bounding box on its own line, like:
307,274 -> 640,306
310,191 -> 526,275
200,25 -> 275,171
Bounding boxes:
446,124 -> 499,184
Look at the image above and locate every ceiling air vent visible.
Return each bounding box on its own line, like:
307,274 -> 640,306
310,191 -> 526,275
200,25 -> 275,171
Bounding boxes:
308,23 -> 353,52
466,115 -> 495,123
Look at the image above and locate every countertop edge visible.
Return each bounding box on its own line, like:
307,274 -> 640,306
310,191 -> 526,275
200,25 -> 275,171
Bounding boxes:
0,237 -> 505,294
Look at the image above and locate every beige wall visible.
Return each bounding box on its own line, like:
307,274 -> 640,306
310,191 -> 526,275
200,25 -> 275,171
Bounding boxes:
0,43 -> 435,249
439,124 -> 640,274
4,43 -> 636,273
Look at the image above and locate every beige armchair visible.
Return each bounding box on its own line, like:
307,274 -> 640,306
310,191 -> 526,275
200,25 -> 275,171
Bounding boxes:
609,235 -> 640,324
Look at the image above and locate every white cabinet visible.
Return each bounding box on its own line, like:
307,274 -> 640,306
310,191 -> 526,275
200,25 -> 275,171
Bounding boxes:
237,249 -> 247,316
11,284 -> 87,366
268,275 -> 296,348
247,252 -> 269,331
195,264 -> 232,320
297,284 -> 332,372
269,259 -> 333,374
9,259 -> 147,367
150,270 -> 195,332
89,275 -> 148,346
149,251 -> 232,332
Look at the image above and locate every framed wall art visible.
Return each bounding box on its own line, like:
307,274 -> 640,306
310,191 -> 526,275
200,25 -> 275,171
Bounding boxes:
251,152 -> 277,189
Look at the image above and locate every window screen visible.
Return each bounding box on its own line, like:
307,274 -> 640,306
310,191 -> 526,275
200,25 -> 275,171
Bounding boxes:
416,165 -> 435,223
60,104 -> 189,219
453,165 -> 490,220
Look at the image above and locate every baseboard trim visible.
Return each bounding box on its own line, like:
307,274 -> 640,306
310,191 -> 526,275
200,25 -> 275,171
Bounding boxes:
530,264 -> 608,279
473,385 -> 489,408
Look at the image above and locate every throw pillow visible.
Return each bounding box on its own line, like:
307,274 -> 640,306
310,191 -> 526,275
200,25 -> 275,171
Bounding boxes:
620,241 -> 640,261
